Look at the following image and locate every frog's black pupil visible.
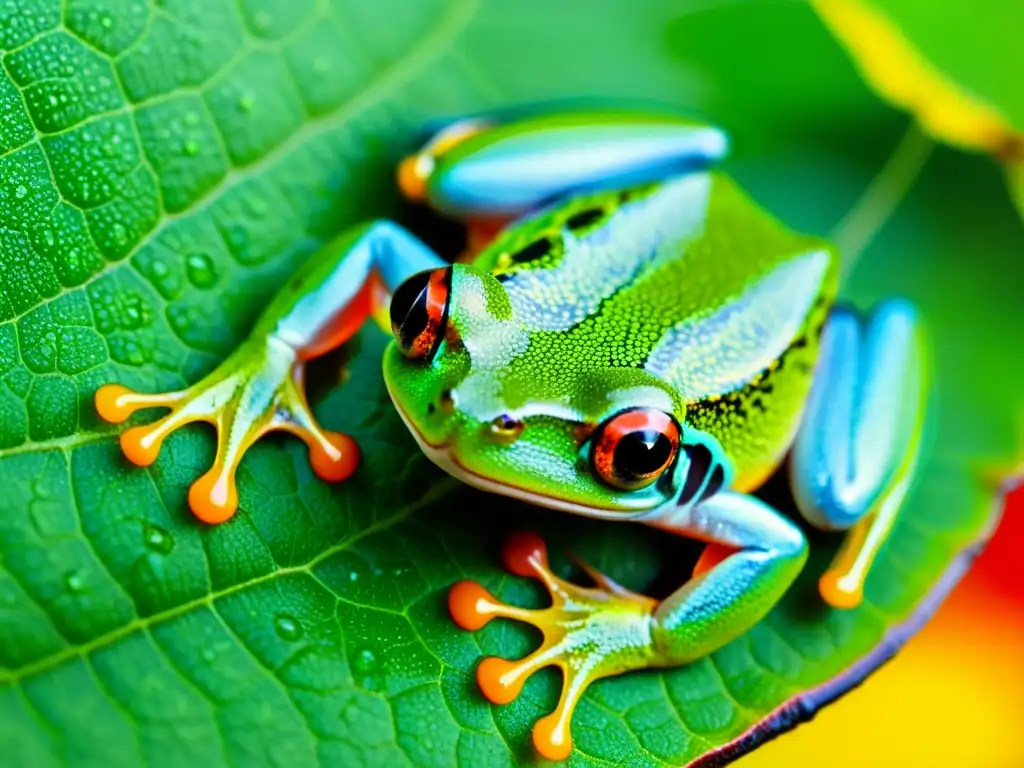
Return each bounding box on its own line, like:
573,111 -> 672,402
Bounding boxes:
613,429 -> 673,481
390,270 -> 431,351
566,208 -> 603,230
511,237 -> 551,263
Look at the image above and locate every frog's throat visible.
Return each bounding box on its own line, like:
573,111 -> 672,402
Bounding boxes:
386,390 -> 651,522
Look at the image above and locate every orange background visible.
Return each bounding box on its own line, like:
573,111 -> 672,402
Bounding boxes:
745,483 -> 1024,767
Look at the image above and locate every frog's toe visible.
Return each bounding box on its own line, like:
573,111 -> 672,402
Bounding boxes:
95,384 -> 186,425
97,382 -> 214,467
448,531 -> 658,762
270,381 -> 360,484
97,350 -> 361,524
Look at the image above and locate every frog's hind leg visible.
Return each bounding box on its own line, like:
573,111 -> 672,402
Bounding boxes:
790,300 -> 927,609
448,497 -> 807,760
398,111 -> 729,220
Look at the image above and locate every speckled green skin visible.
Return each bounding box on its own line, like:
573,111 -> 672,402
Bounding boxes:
384,171 -> 839,516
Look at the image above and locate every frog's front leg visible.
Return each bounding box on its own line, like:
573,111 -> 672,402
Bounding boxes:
95,221 -> 446,524
791,301 -> 926,608
449,494 -> 807,760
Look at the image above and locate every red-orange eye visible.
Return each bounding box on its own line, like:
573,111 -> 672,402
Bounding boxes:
390,267 -> 451,360
592,408 -> 680,490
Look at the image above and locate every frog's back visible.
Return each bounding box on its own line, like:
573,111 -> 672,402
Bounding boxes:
474,171 -> 839,486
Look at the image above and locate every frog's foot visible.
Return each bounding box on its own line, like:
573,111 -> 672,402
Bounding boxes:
95,338 -> 359,524
448,532 -> 658,761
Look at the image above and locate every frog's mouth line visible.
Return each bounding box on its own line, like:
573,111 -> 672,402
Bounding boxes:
385,387 -> 651,522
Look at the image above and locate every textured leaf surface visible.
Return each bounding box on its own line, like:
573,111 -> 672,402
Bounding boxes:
0,1 -> 1019,766
860,0 -> 1024,133
811,0 -> 1024,151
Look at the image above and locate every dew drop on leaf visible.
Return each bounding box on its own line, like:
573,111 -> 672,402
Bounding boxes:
274,614 -> 303,641
238,94 -> 255,113
354,648 -> 378,673
143,524 -> 174,555
186,252 -> 218,288
183,140 -> 200,157
14,184 -> 27,199
64,570 -> 86,594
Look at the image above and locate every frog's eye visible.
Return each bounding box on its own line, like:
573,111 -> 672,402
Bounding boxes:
390,267 -> 451,360
591,408 -> 680,490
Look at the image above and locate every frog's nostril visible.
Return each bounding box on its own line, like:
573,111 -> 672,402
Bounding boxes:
427,403 -> 436,416
440,390 -> 456,415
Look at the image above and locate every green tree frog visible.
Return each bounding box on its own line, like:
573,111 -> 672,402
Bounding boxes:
95,111 -> 926,761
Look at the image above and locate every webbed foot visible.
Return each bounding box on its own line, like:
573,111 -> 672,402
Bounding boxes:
449,532 -> 658,761
95,337 -> 359,524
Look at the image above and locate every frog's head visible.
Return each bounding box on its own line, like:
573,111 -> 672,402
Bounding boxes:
383,264 -> 704,520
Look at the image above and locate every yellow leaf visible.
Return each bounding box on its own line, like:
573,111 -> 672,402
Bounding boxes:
812,0 -> 1022,160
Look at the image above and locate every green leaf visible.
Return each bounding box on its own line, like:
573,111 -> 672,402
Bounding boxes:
0,2 -> 1019,766
809,0 -> 1024,154
858,0 -> 1024,133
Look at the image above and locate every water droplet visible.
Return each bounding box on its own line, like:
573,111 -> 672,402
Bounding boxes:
150,259 -> 170,278
42,228 -> 55,247
253,11 -> 271,29
112,222 -> 128,245
183,111 -> 200,127
100,14 -> 113,28
123,304 -> 141,326
14,184 -> 27,199
349,571 -> 359,582
238,94 -> 255,113
274,614 -> 303,642
143,523 -> 174,554
183,140 -> 200,156
65,570 -> 86,593
226,225 -> 248,250
202,647 -> 216,663
354,648 -> 378,673
185,252 -> 217,288
168,307 -> 192,335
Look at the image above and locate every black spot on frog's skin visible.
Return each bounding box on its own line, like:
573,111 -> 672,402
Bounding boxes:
698,465 -> 725,503
566,207 -> 604,231
511,237 -> 552,264
679,444 -> 712,504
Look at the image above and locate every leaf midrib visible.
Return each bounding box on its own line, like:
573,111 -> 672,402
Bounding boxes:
0,476 -> 459,685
